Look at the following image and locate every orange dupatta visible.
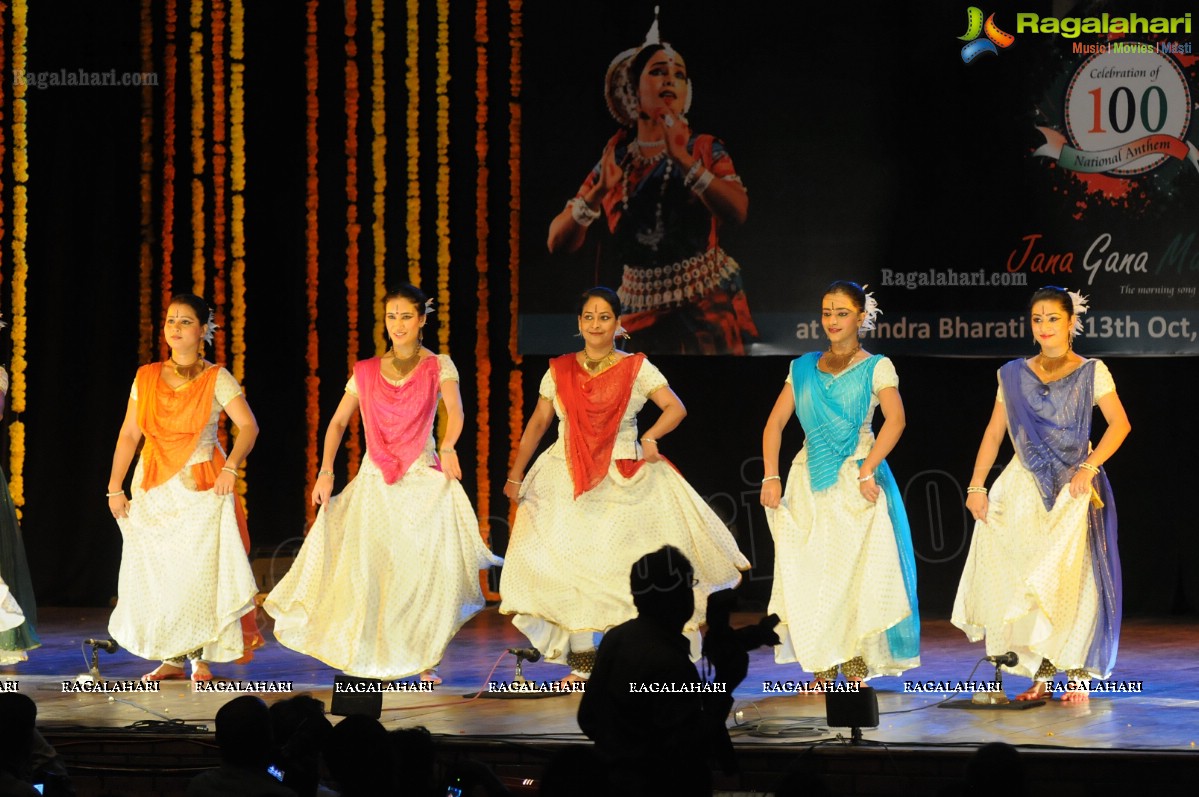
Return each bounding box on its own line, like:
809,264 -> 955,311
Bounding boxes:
550,353 -> 647,499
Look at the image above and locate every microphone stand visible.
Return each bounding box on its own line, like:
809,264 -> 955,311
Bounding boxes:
76,641 -> 108,684
971,661 -> 1010,706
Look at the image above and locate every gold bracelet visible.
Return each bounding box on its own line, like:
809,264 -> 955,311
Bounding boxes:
106,490 -> 125,498
641,437 -> 658,446
966,486 -> 988,495
318,469 -> 335,478
1078,462 -> 1100,474
506,478 -> 522,486
761,475 -> 781,484
440,448 -> 456,453
221,466 -> 239,476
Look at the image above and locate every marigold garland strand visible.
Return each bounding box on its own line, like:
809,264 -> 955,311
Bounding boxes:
371,0 -> 387,354
344,0 -> 362,475
304,0 -> 321,526
138,0 -> 155,363
161,0 -> 178,356
405,0 -> 420,286
211,0 -> 230,449
435,0 -> 450,354
507,0 -> 524,532
190,0 -> 206,296
230,0 -> 247,494
9,0 -> 30,511
474,0 -> 497,595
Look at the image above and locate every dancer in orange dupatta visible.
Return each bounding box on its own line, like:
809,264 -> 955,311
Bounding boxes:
500,287 -> 748,682
106,294 -> 261,683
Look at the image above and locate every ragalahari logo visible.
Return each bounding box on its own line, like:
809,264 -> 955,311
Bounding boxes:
959,7 -> 1015,63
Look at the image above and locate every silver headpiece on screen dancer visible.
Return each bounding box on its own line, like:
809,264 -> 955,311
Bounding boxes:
860,286 -> 882,335
1067,290 -> 1088,337
604,6 -> 693,127
203,309 -> 217,345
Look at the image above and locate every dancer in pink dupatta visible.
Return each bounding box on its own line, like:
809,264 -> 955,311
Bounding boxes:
265,284 -> 501,682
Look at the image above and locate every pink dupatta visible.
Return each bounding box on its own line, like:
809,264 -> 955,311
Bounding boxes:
354,356 -> 442,484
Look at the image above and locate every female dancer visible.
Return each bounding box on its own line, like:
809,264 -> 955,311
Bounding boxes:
546,11 -> 755,354
107,294 -> 261,682
952,287 -> 1129,701
1,344 -> 40,664
500,287 -> 749,682
760,281 -> 920,682
265,284 -> 501,682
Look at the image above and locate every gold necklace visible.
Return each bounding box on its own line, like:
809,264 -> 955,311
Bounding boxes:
169,356 -> 205,382
822,343 -> 860,374
582,347 -> 616,373
391,347 -> 422,379
1038,349 -> 1071,375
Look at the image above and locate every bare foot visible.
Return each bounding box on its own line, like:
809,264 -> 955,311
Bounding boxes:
1015,681 -> 1047,701
1060,682 -> 1090,703
420,668 -> 442,685
557,672 -> 588,686
141,663 -> 186,682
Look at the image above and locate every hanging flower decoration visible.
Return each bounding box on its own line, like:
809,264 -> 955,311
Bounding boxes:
371,0 -> 387,354
436,0 -> 451,354
161,0 -> 179,356
189,0 -> 206,296
210,0 -> 230,450
304,0 -> 320,526
474,0 -> 496,596
345,0 -> 362,476
9,0 -> 31,512
138,0 -> 155,363
405,0 -> 421,286
507,0 -> 524,528
230,0 -> 247,384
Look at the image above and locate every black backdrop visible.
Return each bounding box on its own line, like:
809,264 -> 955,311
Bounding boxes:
6,1 -> 1196,619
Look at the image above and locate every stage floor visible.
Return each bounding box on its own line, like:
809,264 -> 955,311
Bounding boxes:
4,606 -> 1198,753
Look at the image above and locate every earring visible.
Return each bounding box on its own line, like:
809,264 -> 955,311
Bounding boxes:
417,327 -> 424,347
198,340 -> 206,360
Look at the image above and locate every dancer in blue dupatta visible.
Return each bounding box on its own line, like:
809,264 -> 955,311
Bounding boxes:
952,286 -> 1129,702
761,282 -> 919,681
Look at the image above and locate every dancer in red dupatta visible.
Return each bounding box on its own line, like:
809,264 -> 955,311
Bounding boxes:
500,287 -> 748,682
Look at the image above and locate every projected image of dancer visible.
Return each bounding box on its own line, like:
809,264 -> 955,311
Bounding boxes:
952,286 -> 1130,702
546,10 -> 756,355
500,287 -> 749,683
106,294 -> 262,683
760,281 -> 920,683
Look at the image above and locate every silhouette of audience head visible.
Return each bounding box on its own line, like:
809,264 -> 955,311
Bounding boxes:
270,694 -> 332,797
629,545 -> 694,629
214,695 -> 278,769
965,742 -> 1026,795
391,726 -> 436,795
324,715 -> 395,795
0,692 -> 38,777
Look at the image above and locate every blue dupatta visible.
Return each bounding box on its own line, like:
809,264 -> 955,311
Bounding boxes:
999,359 -> 1121,678
790,353 -> 920,660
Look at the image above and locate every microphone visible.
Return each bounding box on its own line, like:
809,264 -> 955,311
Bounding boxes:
507,647 -> 541,662
984,651 -> 1018,667
85,639 -> 120,654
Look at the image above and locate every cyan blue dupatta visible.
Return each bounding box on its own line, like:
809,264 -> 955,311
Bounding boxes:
790,353 -> 920,660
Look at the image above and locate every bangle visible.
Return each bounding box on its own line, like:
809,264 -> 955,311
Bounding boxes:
221,466 -> 238,476
569,197 -> 601,227
1078,462 -> 1100,474
440,447 -> 456,454
641,437 -> 657,446
857,473 -> 874,482
761,475 -> 781,484
967,486 -> 988,495
318,469 -> 335,478
682,160 -> 704,187
690,169 -> 715,196
506,478 -> 523,486
106,490 -> 124,498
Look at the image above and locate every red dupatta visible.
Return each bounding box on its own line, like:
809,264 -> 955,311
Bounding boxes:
354,356 -> 441,484
550,352 -> 646,498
